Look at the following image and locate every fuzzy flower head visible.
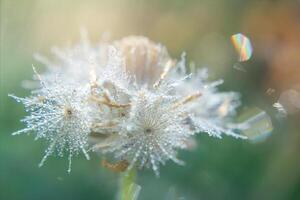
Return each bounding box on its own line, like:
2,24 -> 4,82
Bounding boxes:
11,75 -> 92,173
104,89 -> 193,176
11,34 -> 248,175
114,36 -> 171,87
93,36 -> 247,175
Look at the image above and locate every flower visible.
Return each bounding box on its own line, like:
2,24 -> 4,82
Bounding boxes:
92,36 -> 247,175
11,34 -> 247,175
103,89 -> 192,176
10,75 -> 92,173
170,58 -> 246,139
114,36 -> 170,87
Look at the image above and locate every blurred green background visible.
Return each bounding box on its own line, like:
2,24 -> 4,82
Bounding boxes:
1,0 -> 300,199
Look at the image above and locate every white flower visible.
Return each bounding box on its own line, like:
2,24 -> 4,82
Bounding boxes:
114,36 -> 170,87
168,54 -> 246,139
10,76 -> 92,173
104,89 -> 192,176
11,34 -> 248,175
91,36 -> 246,175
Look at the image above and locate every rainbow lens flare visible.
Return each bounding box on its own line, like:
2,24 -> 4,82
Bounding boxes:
231,33 -> 253,62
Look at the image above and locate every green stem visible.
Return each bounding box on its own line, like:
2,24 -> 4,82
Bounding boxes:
119,168 -> 140,200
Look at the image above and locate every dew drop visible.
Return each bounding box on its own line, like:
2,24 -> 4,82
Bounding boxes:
238,107 -> 273,142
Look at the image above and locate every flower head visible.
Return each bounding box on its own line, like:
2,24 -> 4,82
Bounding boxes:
11,34 -> 247,175
11,75 -> 92,173
103,89 -> 192,176
114,36 -> 171,87
90,36 -> 247,175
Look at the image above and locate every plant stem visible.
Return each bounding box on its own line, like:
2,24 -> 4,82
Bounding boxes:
119,168 -> 140,200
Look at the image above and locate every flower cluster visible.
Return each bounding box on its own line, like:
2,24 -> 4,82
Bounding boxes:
11,34 -> 246,175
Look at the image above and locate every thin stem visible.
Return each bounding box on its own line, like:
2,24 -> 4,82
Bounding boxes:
119,168 -> 140,200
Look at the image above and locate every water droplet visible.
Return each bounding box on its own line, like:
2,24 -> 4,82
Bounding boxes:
238,107 -> 273,142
